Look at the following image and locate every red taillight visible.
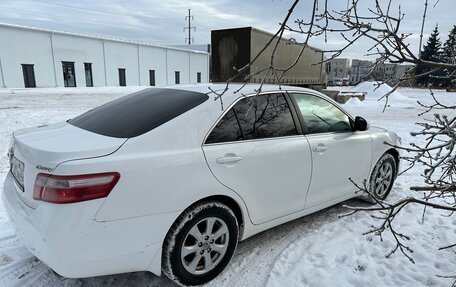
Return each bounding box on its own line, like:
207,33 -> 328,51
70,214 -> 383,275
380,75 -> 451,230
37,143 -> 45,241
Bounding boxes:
33,172 -> 120,204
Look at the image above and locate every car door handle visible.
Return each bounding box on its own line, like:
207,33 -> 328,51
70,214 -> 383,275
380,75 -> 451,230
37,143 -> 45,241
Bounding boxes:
216,156 -> 243,164
313,145 -> 328,152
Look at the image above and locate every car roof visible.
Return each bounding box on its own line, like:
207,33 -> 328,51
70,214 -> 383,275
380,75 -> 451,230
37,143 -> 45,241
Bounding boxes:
162,83 -> 324,103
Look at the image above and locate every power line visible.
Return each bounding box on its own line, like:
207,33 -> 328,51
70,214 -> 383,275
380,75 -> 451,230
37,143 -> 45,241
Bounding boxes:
29,0 -> 181,22
184,9 -> 196,45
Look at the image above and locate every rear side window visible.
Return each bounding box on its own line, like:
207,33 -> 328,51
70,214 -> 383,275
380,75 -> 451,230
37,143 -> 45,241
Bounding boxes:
205,109 -> 244,144
69,88 -> 209,138
205,93 -> 297,144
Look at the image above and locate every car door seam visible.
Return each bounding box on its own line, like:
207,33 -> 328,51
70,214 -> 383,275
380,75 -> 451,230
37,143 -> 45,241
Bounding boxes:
200,145 -> 255,226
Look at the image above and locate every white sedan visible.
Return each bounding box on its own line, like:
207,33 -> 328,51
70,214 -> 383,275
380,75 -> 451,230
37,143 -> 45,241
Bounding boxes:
2,84 -> 400,286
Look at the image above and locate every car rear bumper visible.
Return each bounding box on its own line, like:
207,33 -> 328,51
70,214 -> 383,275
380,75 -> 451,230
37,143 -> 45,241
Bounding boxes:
1,172 -> 179,278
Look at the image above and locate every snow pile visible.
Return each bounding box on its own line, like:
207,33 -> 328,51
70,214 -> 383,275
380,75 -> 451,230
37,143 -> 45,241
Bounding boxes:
346,81 -> 416,109
351,81 -> 402,99
344,97 -> 363,107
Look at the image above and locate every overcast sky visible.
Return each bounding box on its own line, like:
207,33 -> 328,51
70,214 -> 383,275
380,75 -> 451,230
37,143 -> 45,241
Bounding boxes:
0,0 -> 455,59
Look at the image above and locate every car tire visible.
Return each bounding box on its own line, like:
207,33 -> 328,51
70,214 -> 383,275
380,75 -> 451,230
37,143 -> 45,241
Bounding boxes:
366,153 -> 397,201
162,201 -> 239,286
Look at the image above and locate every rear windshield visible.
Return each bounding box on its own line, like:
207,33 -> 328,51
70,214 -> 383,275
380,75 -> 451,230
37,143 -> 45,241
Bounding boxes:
69,88 -> 209,138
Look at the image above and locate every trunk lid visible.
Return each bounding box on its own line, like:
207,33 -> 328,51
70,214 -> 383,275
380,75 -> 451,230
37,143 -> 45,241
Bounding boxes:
10,122 -> 127,209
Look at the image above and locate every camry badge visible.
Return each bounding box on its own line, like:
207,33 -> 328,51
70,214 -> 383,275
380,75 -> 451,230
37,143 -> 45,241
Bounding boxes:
36,165 -> 54,172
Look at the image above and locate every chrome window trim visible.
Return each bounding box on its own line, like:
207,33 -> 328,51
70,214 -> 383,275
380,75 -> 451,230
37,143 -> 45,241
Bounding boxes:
203,134 -> 306,147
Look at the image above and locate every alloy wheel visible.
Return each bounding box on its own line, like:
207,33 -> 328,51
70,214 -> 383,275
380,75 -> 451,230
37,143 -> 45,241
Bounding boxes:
180,217 -> 230,275
374,161 -> 393,198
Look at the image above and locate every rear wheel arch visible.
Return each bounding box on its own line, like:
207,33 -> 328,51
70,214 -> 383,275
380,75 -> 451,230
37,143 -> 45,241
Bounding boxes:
187,195 -> 244,239
163,195 -> 245,253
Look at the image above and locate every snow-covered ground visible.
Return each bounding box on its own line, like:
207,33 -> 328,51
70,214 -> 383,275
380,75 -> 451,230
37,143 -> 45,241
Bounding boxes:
0,84 -> 455,287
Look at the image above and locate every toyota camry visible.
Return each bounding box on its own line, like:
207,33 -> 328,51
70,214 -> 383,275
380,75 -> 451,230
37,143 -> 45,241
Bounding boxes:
2,84 -> 400,286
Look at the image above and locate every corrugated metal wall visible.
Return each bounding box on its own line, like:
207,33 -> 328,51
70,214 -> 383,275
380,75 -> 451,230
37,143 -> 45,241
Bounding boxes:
0,24 -> 210,88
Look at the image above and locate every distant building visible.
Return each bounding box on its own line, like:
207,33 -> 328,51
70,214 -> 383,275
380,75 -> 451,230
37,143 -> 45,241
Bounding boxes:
171,44 -> 212,81
349,59 -> 373,85
0,23 -> 210,89
394,64 -> 414,80
351,58 -> 415,85
328,58 -> 350,85
337,57 -> 415,86
370,61 -> 415,85
384,63 -> 397,79
371,62 -> 397,81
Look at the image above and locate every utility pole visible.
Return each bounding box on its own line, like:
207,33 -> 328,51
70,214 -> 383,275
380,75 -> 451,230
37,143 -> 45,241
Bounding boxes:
418,0 -> 429,58
184,9 -> 196,45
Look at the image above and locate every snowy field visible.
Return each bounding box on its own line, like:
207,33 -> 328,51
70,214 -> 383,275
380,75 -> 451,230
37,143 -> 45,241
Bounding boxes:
0,84 -> 455,287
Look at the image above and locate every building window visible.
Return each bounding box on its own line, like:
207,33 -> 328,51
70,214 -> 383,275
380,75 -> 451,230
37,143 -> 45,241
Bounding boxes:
175,71 -> 180,84
84,63 -> 93,87
21,64 -> 36,88
62,61 -> 76,87
149,70 -> 156,86
197,72 -> 202,83
118,68 -> 126,86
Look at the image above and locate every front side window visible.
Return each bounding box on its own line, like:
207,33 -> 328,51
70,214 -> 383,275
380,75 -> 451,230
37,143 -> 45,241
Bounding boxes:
205,93 -> 297,144
290,93 -> 352,134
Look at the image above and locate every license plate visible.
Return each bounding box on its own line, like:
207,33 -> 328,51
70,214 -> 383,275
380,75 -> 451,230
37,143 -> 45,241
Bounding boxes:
10,156 -> 25,190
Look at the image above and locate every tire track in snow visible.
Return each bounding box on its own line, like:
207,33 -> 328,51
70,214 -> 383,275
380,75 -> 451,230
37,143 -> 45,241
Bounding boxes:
203,202 -> 354,287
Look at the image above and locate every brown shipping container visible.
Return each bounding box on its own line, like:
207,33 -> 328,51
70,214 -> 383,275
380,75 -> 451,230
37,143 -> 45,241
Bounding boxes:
211,27 -> 328,89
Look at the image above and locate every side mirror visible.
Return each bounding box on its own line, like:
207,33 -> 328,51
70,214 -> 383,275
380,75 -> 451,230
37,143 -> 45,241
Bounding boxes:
354,116 -> 368,131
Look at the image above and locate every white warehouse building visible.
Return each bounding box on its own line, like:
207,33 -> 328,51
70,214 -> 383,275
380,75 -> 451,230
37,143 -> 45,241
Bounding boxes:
0,23 -> 209,89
